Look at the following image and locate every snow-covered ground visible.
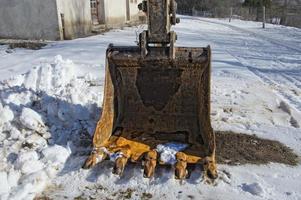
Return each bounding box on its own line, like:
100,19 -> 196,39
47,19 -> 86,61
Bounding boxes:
0,17 -> 300,200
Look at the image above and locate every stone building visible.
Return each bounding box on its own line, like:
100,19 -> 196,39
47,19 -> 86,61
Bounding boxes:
0,0 -> 143,40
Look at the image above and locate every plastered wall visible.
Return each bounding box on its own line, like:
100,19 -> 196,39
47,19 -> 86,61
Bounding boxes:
103,0 -> 127,27
128,0 -> 143,22
56,0 -> 92,40
0,0 -> 60,40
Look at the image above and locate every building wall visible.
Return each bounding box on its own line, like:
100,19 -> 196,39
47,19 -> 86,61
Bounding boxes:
101,0 -> 142,28
0,0 -> 142,41
103,0 -> 127,27
0,0 -> 60,40
128,0 -> 143,22
56,0 -> 92,40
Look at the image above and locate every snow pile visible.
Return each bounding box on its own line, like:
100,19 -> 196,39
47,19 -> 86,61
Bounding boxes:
0,55 -> 102,199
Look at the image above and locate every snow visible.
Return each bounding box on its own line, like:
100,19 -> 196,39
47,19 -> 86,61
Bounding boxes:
0,16 -> 300,199
20,160 -> 44,174
19,107 -> 46,134
0,105 -> 14,126
15,151 -> 39,171
9,127 -> 21,140
108,151 -> 124,162
7,169 -> 21,188
41,144 -> 71,165
9,170 -> 49,200
97,147 -> 125,162
0,172 -> 10,195
24,134 -> 48,151
156,143 -> 188,165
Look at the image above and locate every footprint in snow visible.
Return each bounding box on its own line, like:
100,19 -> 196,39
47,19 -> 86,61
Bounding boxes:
240,182 -> 265,197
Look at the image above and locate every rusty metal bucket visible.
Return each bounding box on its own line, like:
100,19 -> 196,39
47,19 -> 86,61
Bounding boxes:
83,45 -> 217,179
83,0 -> 217,180
95,45 -> 215,160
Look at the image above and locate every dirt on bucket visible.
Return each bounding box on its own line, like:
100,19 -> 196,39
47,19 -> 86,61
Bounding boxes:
215,131 -> 299,166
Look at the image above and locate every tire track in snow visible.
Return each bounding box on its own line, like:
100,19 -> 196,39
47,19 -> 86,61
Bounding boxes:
246,67 -> 301,113
222,48 -> 301,114
188,17 -> 301,115
248,67 -> 301,110
222,52 -> 301,128
282,74 -> 301,90
190,17 -> 301,54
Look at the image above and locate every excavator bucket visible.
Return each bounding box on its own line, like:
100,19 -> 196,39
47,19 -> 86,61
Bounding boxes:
83,0 -> 217,180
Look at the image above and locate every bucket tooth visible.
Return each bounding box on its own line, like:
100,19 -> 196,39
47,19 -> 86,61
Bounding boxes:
82,148 -> 107,169
112,148 -> 131,176
143,150 -> 158,178
202,156 -> 218,180
175,152 -> 188,180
